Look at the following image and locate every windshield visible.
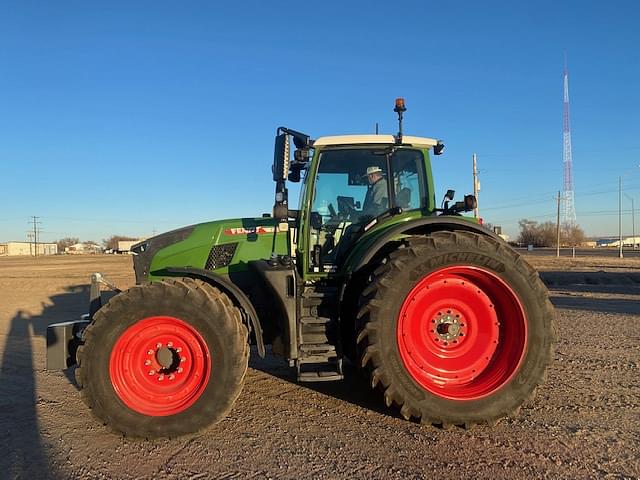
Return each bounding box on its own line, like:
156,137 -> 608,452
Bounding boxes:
308,147 -> 426,270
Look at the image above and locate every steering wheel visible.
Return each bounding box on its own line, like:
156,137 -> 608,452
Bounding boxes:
344,202 -> 358,220
328,203 -> 337,218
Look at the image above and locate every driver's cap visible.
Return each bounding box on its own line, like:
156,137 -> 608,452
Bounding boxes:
366,166 -> 383,175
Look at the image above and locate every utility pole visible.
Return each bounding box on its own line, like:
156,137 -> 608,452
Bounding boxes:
556,191 -> 561,258
26,232 -> 34,256
633,198 -> 636,250
472,153 -> 479,218
619,176 -> 623,259
30,216 -> 41,257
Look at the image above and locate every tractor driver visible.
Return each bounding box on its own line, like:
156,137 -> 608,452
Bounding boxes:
361,166 -> 389,218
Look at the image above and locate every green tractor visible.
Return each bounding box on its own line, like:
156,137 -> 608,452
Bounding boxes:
47,99 -> 555,437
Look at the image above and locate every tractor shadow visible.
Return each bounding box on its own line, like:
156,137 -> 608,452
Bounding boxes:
0,283 -> 120,478
249,349 -> 395,418
0,284 -> 94,479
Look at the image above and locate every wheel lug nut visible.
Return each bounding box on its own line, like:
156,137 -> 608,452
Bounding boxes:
176,347 -> 182,353
180,357 -> 186,363
144,360 -> 151,366
167,342 -> 173,348
147,350 -> 153,355
158,374 -> 164,381
177,367 -> 183,373
149,370 -> 155,375
169,374 -> 175,380
156,343 -> 162,349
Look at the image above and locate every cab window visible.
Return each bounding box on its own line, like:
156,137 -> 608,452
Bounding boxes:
308,148 -> 426,272
391,149 -> 426,210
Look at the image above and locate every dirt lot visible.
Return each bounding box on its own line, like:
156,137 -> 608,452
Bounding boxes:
1,254 -> 638,479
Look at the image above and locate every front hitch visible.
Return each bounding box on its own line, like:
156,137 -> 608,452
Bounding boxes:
45,272 -> 121,370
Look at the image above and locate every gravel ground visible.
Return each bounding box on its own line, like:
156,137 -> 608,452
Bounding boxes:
0,254 -> 638,479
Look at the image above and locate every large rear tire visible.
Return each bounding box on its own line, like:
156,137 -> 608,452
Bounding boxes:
357,231 -> 556,427
76,277 -> 248,437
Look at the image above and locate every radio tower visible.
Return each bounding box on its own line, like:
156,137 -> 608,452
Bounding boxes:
562,54 -> 576,225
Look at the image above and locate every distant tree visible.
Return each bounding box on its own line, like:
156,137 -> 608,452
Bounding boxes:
55,237 -> 79,252
561,223 -> 586,246
519,219 -> 587,247
539,222 -> 558,247
103,235 -> 137,250
517,220 -> 556,247
518,219 -> 536,246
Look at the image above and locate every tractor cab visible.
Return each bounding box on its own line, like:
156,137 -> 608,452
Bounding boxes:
272,99 -> 456,276
298,136 -> 438,273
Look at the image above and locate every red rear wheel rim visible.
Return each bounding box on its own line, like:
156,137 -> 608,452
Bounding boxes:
397,266 -> 527,400
109,316 -> 211,416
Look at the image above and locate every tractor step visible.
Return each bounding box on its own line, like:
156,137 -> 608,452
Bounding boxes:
299,343 -> 336,356
299,316 -> 331,325
296,356 -> 344,382
296,344 -> 343,382
298,370 -> 344,382
299,317 -> 333,344
296,285 -> 342,382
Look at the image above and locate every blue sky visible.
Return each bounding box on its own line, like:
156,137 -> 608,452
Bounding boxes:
1,1 -> 639,243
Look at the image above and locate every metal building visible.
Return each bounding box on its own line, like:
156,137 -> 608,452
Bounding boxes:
0,242 -> 58,256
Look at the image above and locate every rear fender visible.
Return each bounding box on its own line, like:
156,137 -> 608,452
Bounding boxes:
348,216 -> 503,275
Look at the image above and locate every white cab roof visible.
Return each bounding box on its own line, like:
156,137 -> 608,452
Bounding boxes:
313,134 -> 439,148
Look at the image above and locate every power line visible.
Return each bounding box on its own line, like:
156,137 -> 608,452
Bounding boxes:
481,182 -> 640,214
40,215 -> 185,225
488,208 -> 638,226
472,146 -> 640,159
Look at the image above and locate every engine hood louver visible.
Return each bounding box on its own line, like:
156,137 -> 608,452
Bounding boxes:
205,243 -> 238,270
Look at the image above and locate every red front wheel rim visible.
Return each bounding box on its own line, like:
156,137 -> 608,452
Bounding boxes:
109,316 -> 211,416
397,266 -> 528,400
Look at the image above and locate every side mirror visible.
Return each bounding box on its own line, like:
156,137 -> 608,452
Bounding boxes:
441,189 -> 456,213
294,147 -> 310,163
310,212 -> 323,230
272,133 -> 290,181
451,195 -> 477,213
288,148 -> 310,183
288,167 -> 301,183
433,141 -> 445,155
463,194 -> 477,211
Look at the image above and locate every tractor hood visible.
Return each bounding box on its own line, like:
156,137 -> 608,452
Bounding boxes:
132,217 -> 289,283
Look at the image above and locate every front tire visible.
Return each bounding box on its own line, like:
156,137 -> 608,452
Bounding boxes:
76,278 -> 248,437
357,231 -> 556,427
